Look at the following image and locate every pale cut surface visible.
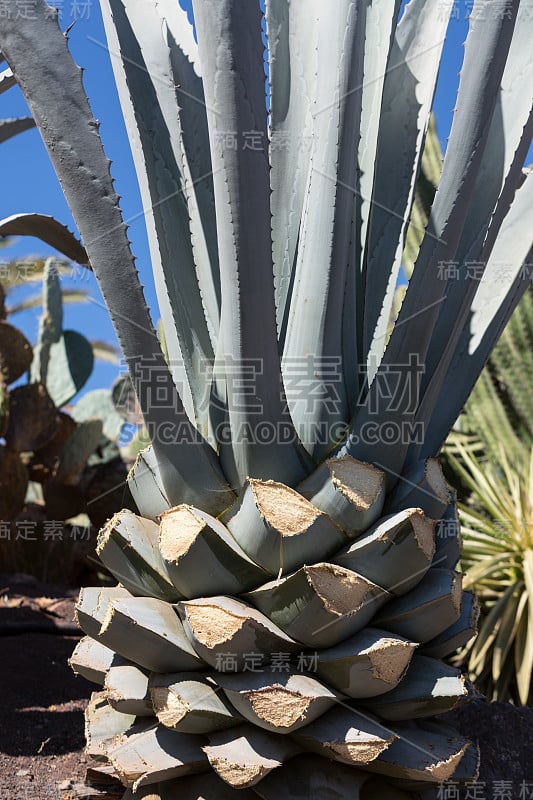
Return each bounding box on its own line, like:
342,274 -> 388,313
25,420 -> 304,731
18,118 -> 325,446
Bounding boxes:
151,687 -> 189,727
250,478 -> 321,536
328,457 -> 384,510
159,505 -> 205,562
410,511 -> 437,559
368,641 -> 415,683
183,604 -> 246,648
307,564 -> 376,616
245,688 -> 312,729
426,458 -> 452,503
209,759 -> 270,788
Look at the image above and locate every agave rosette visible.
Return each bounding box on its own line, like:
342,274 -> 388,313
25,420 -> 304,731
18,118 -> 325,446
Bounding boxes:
70,455 -> 479,797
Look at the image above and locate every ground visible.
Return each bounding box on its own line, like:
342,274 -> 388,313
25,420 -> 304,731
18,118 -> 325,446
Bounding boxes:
0,574 -> 532,800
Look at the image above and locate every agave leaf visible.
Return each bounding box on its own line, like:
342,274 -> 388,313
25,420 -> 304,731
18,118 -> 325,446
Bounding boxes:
128,445 -> 173,520
362,0 -> 451,377
363,655 -> 468,721
191,0 -> 310,487
362,719 -> 472,783
0,4 -> 233,515
216,670 -> 338,734
0,116 -> 35,143
298,456 -> 386,536
245,563 -> 390,649
84,691 -> 137,759
105,662 -> 152,717
332,508 -> 435,596
401,114 -> 443,281
317,628 -> 416,700
69,636 -> 116,686
98,596 -> 204,673
222,478 -> 347,577
97,509 -> 180,602
292,706 -> 396,766
178,596 -> 299,671
422,590 -> 479,660
386,458 -> 452,518
355,0 -> 403,279
140,773 -> 259,799
0,66 -> 15,93
433,500 -> 462,571
100,0 -> 216,432
413,4 -> 533,456
75,586 -> 132,640
424,169 -> 533,456
361,778 -> 420,800
281,0 -> 366,458
158,504 -> 269,598
0,213 -> 87,263
149,672 -> 241,734
374,569 -> 462,643
254,753 -> 371,800
265,0 -> 318,339
108,725 -> 208,790
203,724 -> 301,788
350,0 -> 520,477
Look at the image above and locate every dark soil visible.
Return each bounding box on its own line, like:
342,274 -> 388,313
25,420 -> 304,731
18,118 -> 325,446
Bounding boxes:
0,574 -> 532,800
0,574 -> 92,800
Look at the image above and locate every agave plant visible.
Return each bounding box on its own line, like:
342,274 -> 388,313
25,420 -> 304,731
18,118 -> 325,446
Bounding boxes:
1,0 -> 532,796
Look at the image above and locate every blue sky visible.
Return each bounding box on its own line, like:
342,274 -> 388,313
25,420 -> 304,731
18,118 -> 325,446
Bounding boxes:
0,0 -> 527,397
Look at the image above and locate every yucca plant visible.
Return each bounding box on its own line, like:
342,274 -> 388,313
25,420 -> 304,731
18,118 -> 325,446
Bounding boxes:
447,439 -> 533,707
1,0 -> 532,797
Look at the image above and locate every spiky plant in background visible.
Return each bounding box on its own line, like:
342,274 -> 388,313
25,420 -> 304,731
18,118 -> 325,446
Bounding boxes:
447,440 -> 533,707
1,0 -> 532,796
